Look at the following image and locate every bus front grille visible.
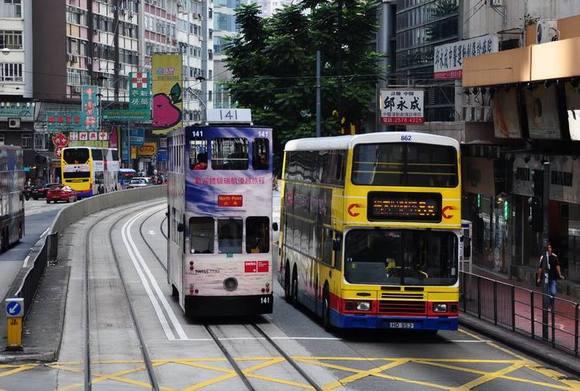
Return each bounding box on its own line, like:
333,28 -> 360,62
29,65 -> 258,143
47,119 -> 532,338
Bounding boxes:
379,300 -> 425,315
381,293 -> 424,300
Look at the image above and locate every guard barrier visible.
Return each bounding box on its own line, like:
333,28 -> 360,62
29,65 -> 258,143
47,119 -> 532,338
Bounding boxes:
3,186 -> 167,349
460,271 -> 579,357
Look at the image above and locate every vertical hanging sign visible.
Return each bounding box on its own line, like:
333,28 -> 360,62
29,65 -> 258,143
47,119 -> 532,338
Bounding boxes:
81,85 -> 100,131
152,54 -> 183,135
129,71 -> 152,120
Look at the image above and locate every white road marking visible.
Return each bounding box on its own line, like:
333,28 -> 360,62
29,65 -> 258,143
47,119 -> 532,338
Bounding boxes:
22,256 -> 30,268
124,210 -> 188,340
172,336 -> 342,342
448,340 -> 491,343
122,212 -> 176,340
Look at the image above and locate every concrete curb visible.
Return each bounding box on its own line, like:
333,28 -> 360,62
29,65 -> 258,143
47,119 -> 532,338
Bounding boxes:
459,313 -> 580,377
0,186 -> 167,363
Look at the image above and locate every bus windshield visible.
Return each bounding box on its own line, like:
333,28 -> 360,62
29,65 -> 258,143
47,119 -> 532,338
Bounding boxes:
63,148 -> 90,164
352,143 -> 457,187
344,229 -> 458,286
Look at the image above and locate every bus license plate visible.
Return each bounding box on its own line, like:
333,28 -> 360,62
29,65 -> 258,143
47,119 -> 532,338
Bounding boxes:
389,322 -> 415,329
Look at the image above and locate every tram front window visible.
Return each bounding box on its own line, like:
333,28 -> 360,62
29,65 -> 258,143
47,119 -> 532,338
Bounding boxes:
218,218 -> 243,254
190,217 -> 214,254
344,229 -> 458,286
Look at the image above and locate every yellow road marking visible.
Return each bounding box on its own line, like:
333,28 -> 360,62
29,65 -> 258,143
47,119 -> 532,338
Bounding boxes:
0,364 -> 37,378
323,359 -> 410,390
452,362 -> 525,390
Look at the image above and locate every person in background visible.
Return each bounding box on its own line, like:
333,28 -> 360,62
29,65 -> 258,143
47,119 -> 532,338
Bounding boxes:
193,153 -> 208,170
536,242 -> 565,308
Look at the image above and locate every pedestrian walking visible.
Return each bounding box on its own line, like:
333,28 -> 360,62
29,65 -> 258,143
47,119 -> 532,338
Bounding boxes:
536,242 -> 565,308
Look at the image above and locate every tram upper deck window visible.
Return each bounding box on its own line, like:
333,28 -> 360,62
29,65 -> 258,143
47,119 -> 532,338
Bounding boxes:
189,139 -> 208,170
190,217 -> 214,254
246,216 -> 269,253
252,138 -> 269,170
63,148 -> 90,164
352,143 -> 458,187
218,218 -> 243,254
211,138 -> 249,170
92,149 -> 103,161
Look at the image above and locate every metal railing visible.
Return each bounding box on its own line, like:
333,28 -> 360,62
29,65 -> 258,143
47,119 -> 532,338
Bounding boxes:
460,271 -> 580,357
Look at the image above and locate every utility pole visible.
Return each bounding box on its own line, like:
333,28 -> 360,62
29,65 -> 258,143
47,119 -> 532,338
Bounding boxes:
201,0 -> 209,119
541,157 -> 551,340
315,50 -> 321,138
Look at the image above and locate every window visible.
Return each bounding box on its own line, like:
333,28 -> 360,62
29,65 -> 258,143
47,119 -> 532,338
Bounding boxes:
352,143 -> 458,187
91,149 -> 103,161
252,138 -> 269,170
63,148 -> 89,164
218,218 -> 242,254
246,217 -> 269,253
0,134 -> 5,145
0,30 -> 22,49
0,63 -> 23,82
0,0 -> 22,18
211,138 -> 248,170
190,217 -> 214,254
189,139 -> 208,170
21,134 -> 32,149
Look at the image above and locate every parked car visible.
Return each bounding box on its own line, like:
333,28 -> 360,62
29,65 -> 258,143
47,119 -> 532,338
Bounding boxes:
126,177 -> 151,189
30,183 -> 58,200
46,185 -> 77,203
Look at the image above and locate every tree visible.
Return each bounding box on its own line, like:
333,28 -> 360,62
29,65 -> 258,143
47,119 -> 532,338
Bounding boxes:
224,1 -> 381,171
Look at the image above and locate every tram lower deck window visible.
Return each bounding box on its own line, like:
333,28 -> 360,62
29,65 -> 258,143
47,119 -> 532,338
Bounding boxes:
190,217 -> 214,253
246,216 -> 269,253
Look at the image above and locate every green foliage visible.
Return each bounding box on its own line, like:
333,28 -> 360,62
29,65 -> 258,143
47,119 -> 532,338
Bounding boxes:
224,1 -> 381,172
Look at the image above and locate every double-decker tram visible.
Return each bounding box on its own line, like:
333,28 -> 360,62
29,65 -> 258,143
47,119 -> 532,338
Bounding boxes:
279,132 -> 461,332
61,147 -> 120,198
0,146 -> 25,252
167,111 -> 274,317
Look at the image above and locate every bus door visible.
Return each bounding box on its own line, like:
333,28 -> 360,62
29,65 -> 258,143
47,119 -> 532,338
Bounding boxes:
460,220 -> 472,274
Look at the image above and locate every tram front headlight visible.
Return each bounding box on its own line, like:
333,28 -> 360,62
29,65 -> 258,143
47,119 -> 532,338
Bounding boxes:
432,303 -> 448,313
356,301 -> 371,311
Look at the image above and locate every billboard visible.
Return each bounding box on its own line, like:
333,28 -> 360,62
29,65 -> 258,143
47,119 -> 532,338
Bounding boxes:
492,88 -> 522,139
564,81 -> 580,141
523,84 -> 561,139
152,54 -> 183,135
379,89 -> 424,125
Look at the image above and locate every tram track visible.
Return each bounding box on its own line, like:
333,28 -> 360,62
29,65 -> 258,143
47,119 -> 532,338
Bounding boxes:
136,205 -> 324,391
83,203 -> 163,391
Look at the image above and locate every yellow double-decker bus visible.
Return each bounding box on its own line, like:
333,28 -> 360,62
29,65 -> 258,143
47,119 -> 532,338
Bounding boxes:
278,132 -> 461,332
61,147 -> 120,199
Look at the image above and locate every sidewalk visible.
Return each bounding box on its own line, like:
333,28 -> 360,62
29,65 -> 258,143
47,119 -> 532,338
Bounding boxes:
461,267 -> 579,357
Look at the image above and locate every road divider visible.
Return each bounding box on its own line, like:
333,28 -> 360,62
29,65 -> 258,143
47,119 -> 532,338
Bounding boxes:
2,186 -> 167,352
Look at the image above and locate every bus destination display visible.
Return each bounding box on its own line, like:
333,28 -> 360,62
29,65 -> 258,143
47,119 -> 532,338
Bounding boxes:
368,192 -> 441,222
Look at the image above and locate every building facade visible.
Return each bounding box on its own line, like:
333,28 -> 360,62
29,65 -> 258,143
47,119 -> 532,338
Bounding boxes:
393,0 -> 460,122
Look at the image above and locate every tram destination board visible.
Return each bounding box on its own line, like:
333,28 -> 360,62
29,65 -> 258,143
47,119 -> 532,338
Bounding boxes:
367,192 -> 442,222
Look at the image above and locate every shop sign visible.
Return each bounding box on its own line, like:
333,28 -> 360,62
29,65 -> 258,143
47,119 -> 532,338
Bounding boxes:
492,88 -> 522,139
129,129 -> 145,146
379,89 -> 424,125
434,34 -> 498,80
0,102 -> 35,120
102,108 -> 150,121
157,149 -> 167,162
152,54 -> 183,134
129,71 -> 152,110
52,133 -> 69,159
81,85 -> 100,131
47,111 -> 82,131
138,142 -> 157,157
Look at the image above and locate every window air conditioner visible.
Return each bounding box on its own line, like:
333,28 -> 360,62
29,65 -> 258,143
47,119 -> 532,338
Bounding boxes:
8,118 -> 21,129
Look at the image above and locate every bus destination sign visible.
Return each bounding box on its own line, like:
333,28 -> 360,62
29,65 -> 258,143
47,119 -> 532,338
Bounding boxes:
218,195 -> 243,207
367,192 -> 442,222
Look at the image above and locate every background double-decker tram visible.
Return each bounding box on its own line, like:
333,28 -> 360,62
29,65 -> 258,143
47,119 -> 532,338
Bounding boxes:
167,112 -> 274,318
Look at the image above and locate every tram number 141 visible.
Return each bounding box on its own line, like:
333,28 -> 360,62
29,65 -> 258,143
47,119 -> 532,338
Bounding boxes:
260,296 -> 271,304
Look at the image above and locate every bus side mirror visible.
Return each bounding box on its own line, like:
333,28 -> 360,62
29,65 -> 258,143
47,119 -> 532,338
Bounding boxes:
177,223 -> 185,232
272,222 -> 278,232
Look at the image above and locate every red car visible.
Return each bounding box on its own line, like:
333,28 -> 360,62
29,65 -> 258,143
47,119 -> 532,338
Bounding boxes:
46,185 -> 77,204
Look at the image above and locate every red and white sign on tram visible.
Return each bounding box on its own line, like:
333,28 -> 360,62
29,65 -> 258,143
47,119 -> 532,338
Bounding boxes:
380,89 -> 424,125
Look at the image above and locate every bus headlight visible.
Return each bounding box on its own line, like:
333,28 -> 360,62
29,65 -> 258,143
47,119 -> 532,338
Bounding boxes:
432,303 -> 448,313
356,301 -> 371,311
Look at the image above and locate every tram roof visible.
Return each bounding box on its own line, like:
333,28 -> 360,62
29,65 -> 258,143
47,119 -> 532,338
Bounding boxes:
284,132 -> 459,152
